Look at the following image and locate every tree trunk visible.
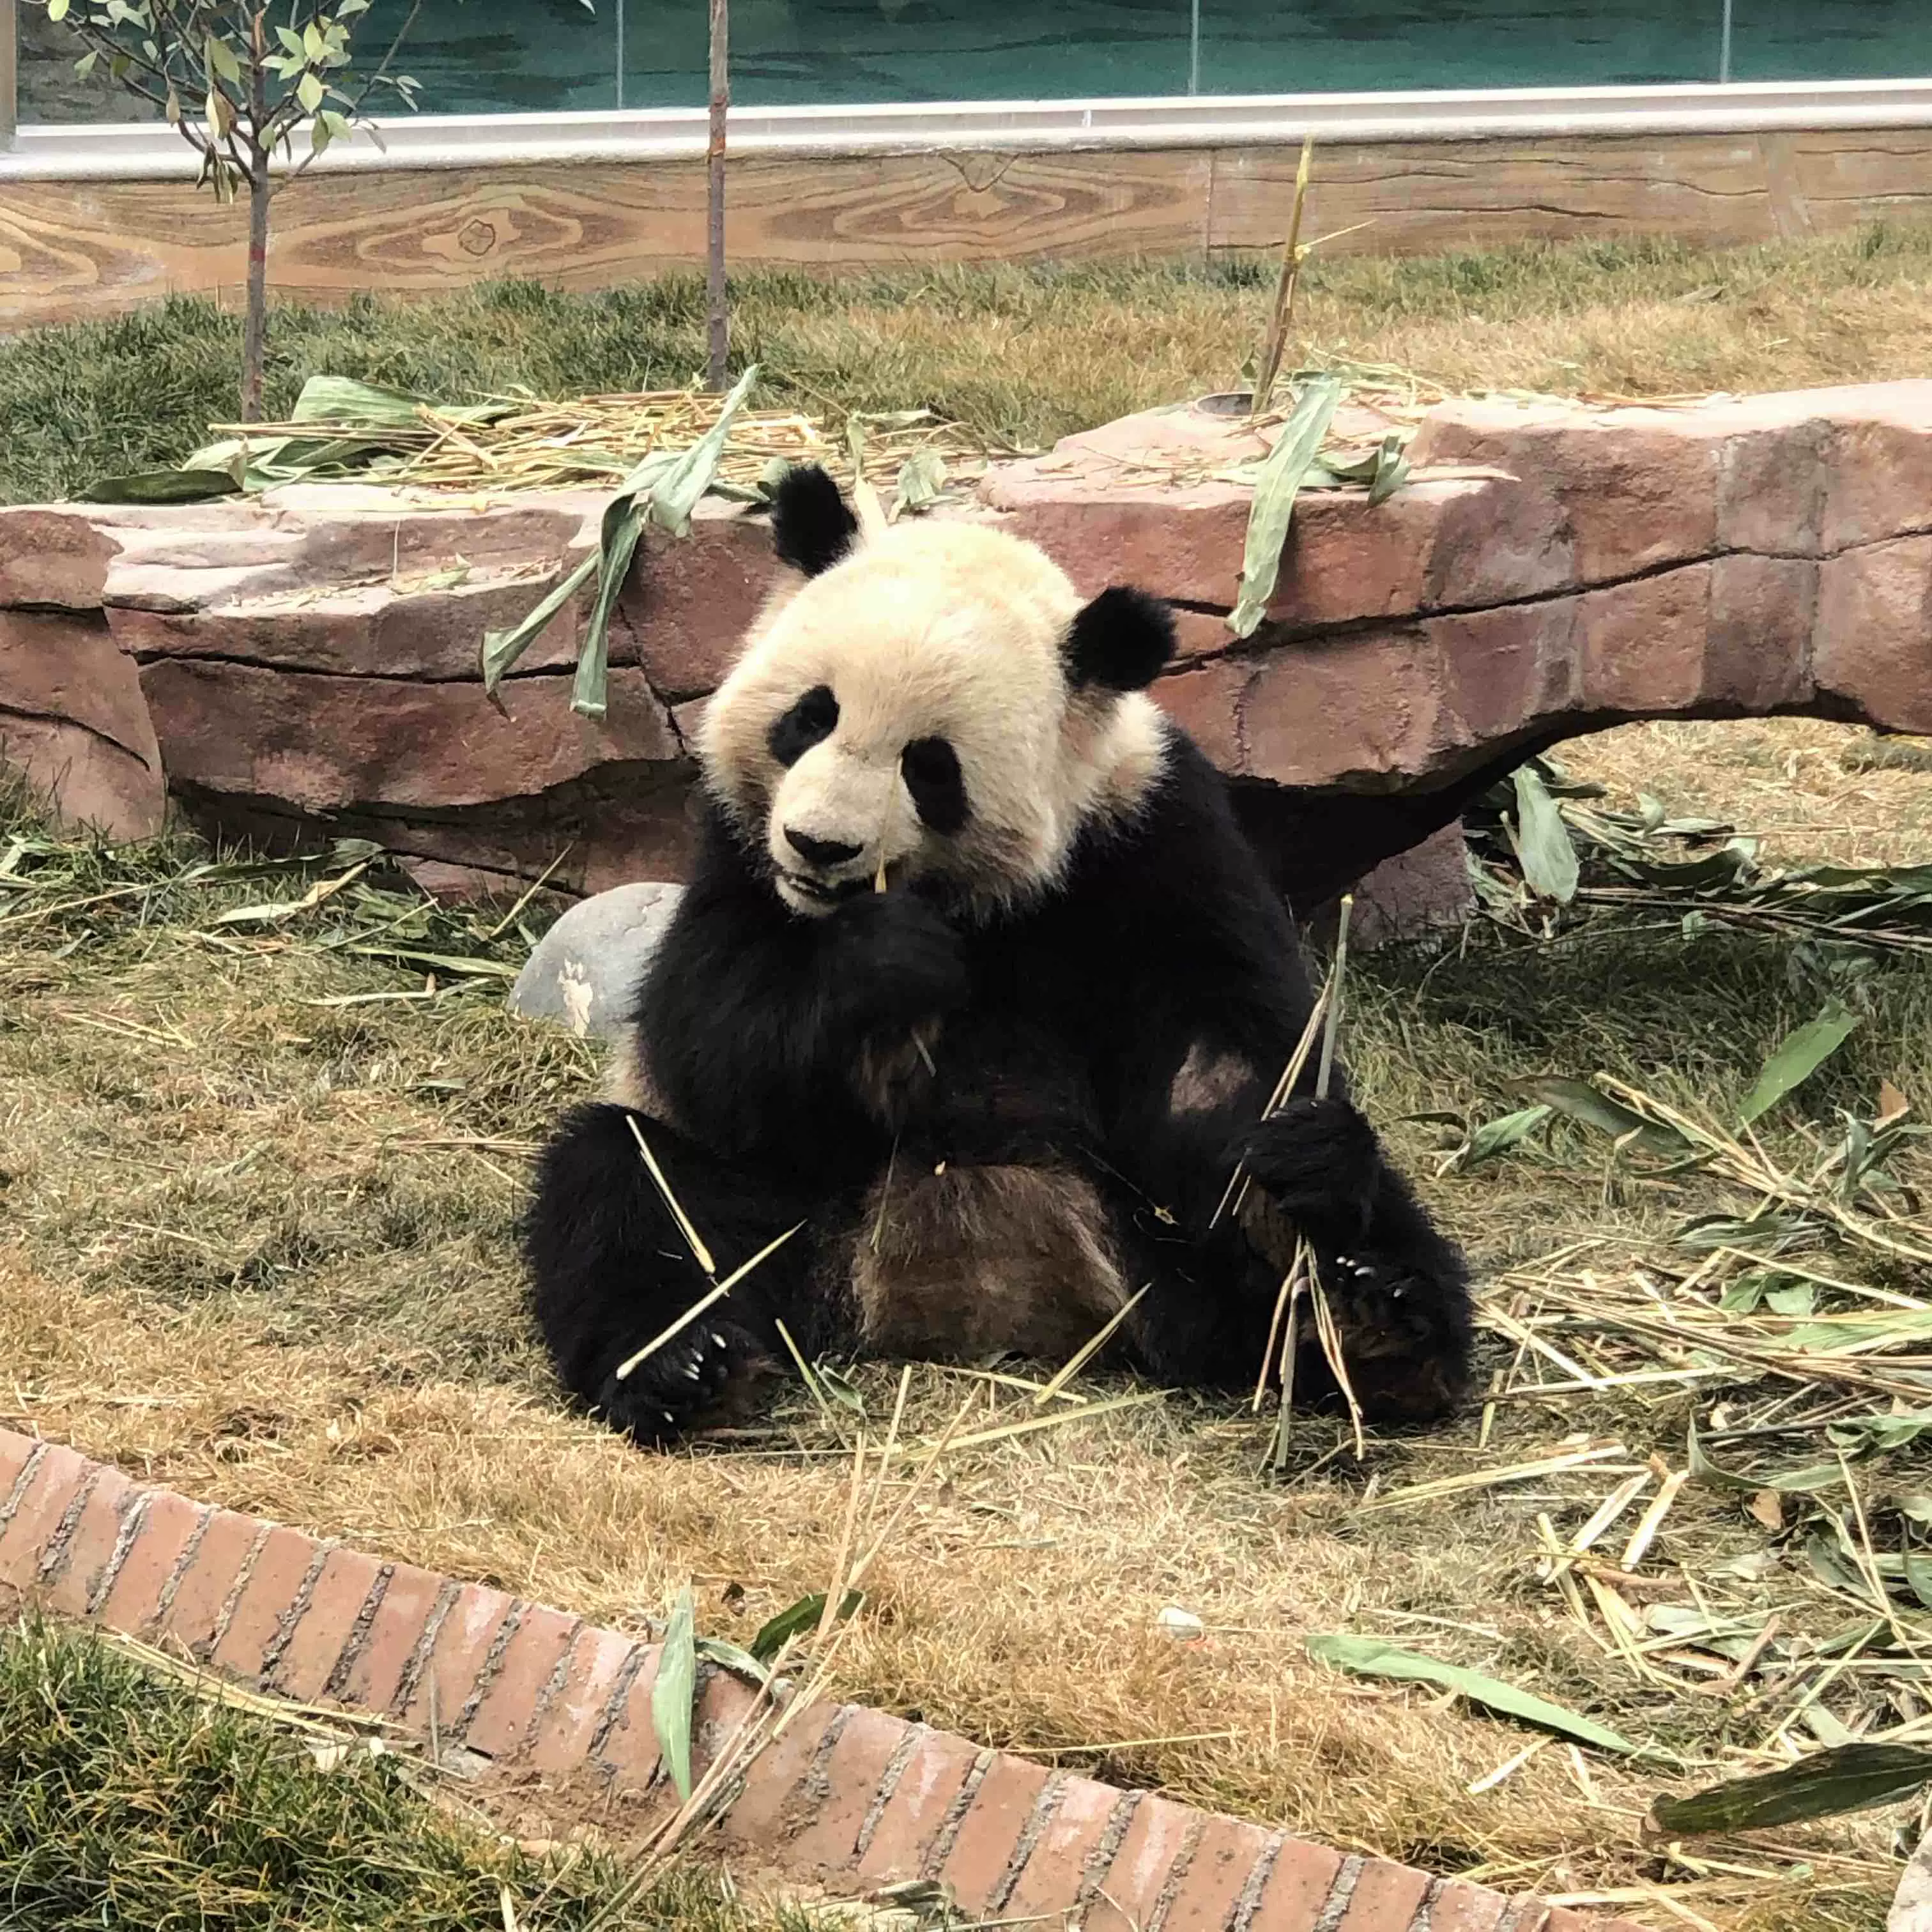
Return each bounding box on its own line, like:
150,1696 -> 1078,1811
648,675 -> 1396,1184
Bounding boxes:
705,0 -> 729,392
241,151 -> 271,423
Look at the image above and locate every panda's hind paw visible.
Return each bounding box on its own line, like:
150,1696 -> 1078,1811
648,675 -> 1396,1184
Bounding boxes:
1241,1096 -> 1377,1227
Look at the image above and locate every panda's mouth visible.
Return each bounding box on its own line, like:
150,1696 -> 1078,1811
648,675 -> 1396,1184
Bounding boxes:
779,870 -> 871,907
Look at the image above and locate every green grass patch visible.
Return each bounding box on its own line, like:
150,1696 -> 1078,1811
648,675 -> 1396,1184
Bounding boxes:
0,1618 -> 783,1931
6,222 -> 1932,503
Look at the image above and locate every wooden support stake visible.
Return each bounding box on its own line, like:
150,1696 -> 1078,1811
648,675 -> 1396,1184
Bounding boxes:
705,0 -> 730,392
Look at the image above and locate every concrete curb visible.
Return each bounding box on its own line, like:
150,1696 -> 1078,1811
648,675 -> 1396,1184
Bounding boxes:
0,1425 -> 1643,1932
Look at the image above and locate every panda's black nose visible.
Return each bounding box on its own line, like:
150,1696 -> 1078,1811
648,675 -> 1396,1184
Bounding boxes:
784,827 -> 862,868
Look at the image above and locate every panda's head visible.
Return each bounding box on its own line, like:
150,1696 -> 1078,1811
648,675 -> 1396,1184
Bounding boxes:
698,466 -> 1177,919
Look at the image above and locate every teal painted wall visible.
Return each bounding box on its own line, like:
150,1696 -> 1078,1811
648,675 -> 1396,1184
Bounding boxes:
20,1 -> 1932,123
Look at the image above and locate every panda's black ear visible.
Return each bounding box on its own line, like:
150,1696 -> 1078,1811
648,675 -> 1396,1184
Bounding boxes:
771,465 -> 859,577
1064,586 -> 1177,692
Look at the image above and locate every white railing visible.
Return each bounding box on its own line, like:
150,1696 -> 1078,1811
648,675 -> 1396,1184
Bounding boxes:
5,77 -> 1932,178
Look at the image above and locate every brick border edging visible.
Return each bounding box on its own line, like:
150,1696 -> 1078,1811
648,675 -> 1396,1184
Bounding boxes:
0,1427 -> 1641,1932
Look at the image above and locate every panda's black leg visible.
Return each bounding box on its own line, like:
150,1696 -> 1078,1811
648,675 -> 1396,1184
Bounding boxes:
1096,1112 -> 1290,1392
1242,1097 -> 1473,1425
523,1103 -> 833,1446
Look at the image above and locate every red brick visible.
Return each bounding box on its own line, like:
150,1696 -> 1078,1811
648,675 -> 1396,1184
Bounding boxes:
525,1625 -> 644,1775
692,1659 -> 763,1776
940,1751 -> 1054,1914
1425,1877 -> 1510,1932
40,1466 -> 139,1616
855,1728 -> 983,1885
1087,1795 -> 1197,1932
96,1491 -> 206,1636
0,1430 -> 39,1504
1002,1773 -> 1126,1922
1252,1837 -> 1347,1931
785,1706 -> 914,1878
716,1701 -> 841,1846
399,1581 -> 516,1745
272,1546 -> 385,1702
1162,1815 -> 1273,1932
0,1446 -> 95,1594
463,1604 -> 580,1760
211,1524 -> 322,1683
335,1563 -> 446,1715
159,1509 -> 264,1657
595,1644 -> 665,1795
1337,1858 -> 1432,1931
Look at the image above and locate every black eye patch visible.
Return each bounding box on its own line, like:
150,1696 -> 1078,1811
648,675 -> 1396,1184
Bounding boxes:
900,735 -> 969,834
767,685 -> 838,767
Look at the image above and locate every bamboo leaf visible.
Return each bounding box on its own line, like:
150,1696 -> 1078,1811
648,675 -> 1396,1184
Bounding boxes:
1452,1105 -> 1552,1170
650,1585 -> 698,1804
891,448 -> 947,519
1737,1000 -> 1861,1124
1307,1634 -> 1638,1754
694,1636 -> 770,1684
1687,1421 -> 1843,1496
1228,376 -> 1344,639
749,1589 -> 864,1664
1367,432 -> 1409,505
1508,765 -> 1579,903
480,553 -> 599,695
1651,1743 -> 1932,1834
1517,1075 -> 1689,1157
647,363 -> 760,537
77,469 -> 243,505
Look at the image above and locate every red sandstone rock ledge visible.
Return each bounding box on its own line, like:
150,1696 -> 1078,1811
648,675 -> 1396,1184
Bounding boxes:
2,383 -> 1929,907
0,1424 -> 1641,1932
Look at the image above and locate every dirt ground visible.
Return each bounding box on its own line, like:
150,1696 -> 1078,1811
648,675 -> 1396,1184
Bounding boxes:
4,716 -> 1931,1932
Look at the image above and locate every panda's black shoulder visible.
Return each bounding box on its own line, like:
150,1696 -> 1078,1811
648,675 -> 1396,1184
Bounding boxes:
1070,722 -> 1285,927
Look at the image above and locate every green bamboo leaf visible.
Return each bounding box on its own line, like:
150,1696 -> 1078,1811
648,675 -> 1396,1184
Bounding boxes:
892,448 -> 947,518
749,1589 -> 864,1665
650,1585 -> 698,1804
694,1636 -> 770,1684
77,469 -> 243,505
565,364 -> 762,719
480,553 -> 599,695
1305,1634 -> 1637,1754
647,363 -> 760,538
1517,1076 -> 1689,1158
1651,1743 -> 1932,1834
1452,1105 -> 1552,1169
1367,432 -> 1410,506
1228,376 -> 1344,638
1686,1421 -> 1843,1496
1737,1000 -> 1861,1124
1508,765 -> 1579,904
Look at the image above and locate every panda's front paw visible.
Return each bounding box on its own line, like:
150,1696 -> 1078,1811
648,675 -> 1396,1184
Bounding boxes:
827,890 -> 968,1031
595,1322 -> 741,1447
1301,1248 -> 1471,1427
1241,1096 -> 1377,1234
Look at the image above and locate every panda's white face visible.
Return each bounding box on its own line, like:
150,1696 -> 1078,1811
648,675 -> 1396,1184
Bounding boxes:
698,518 -> 1169,919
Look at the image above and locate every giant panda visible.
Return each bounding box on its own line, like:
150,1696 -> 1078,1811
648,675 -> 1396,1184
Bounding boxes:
524,467 -> 1473,1446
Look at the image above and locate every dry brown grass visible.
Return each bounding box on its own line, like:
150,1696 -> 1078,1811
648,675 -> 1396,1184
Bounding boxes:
1561,720 -> 1932,872
5,716 -> 1932,1932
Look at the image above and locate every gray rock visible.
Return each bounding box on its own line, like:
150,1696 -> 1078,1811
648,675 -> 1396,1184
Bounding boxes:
509,882 -> 684,1039
1895,1825 -> 1932,1931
